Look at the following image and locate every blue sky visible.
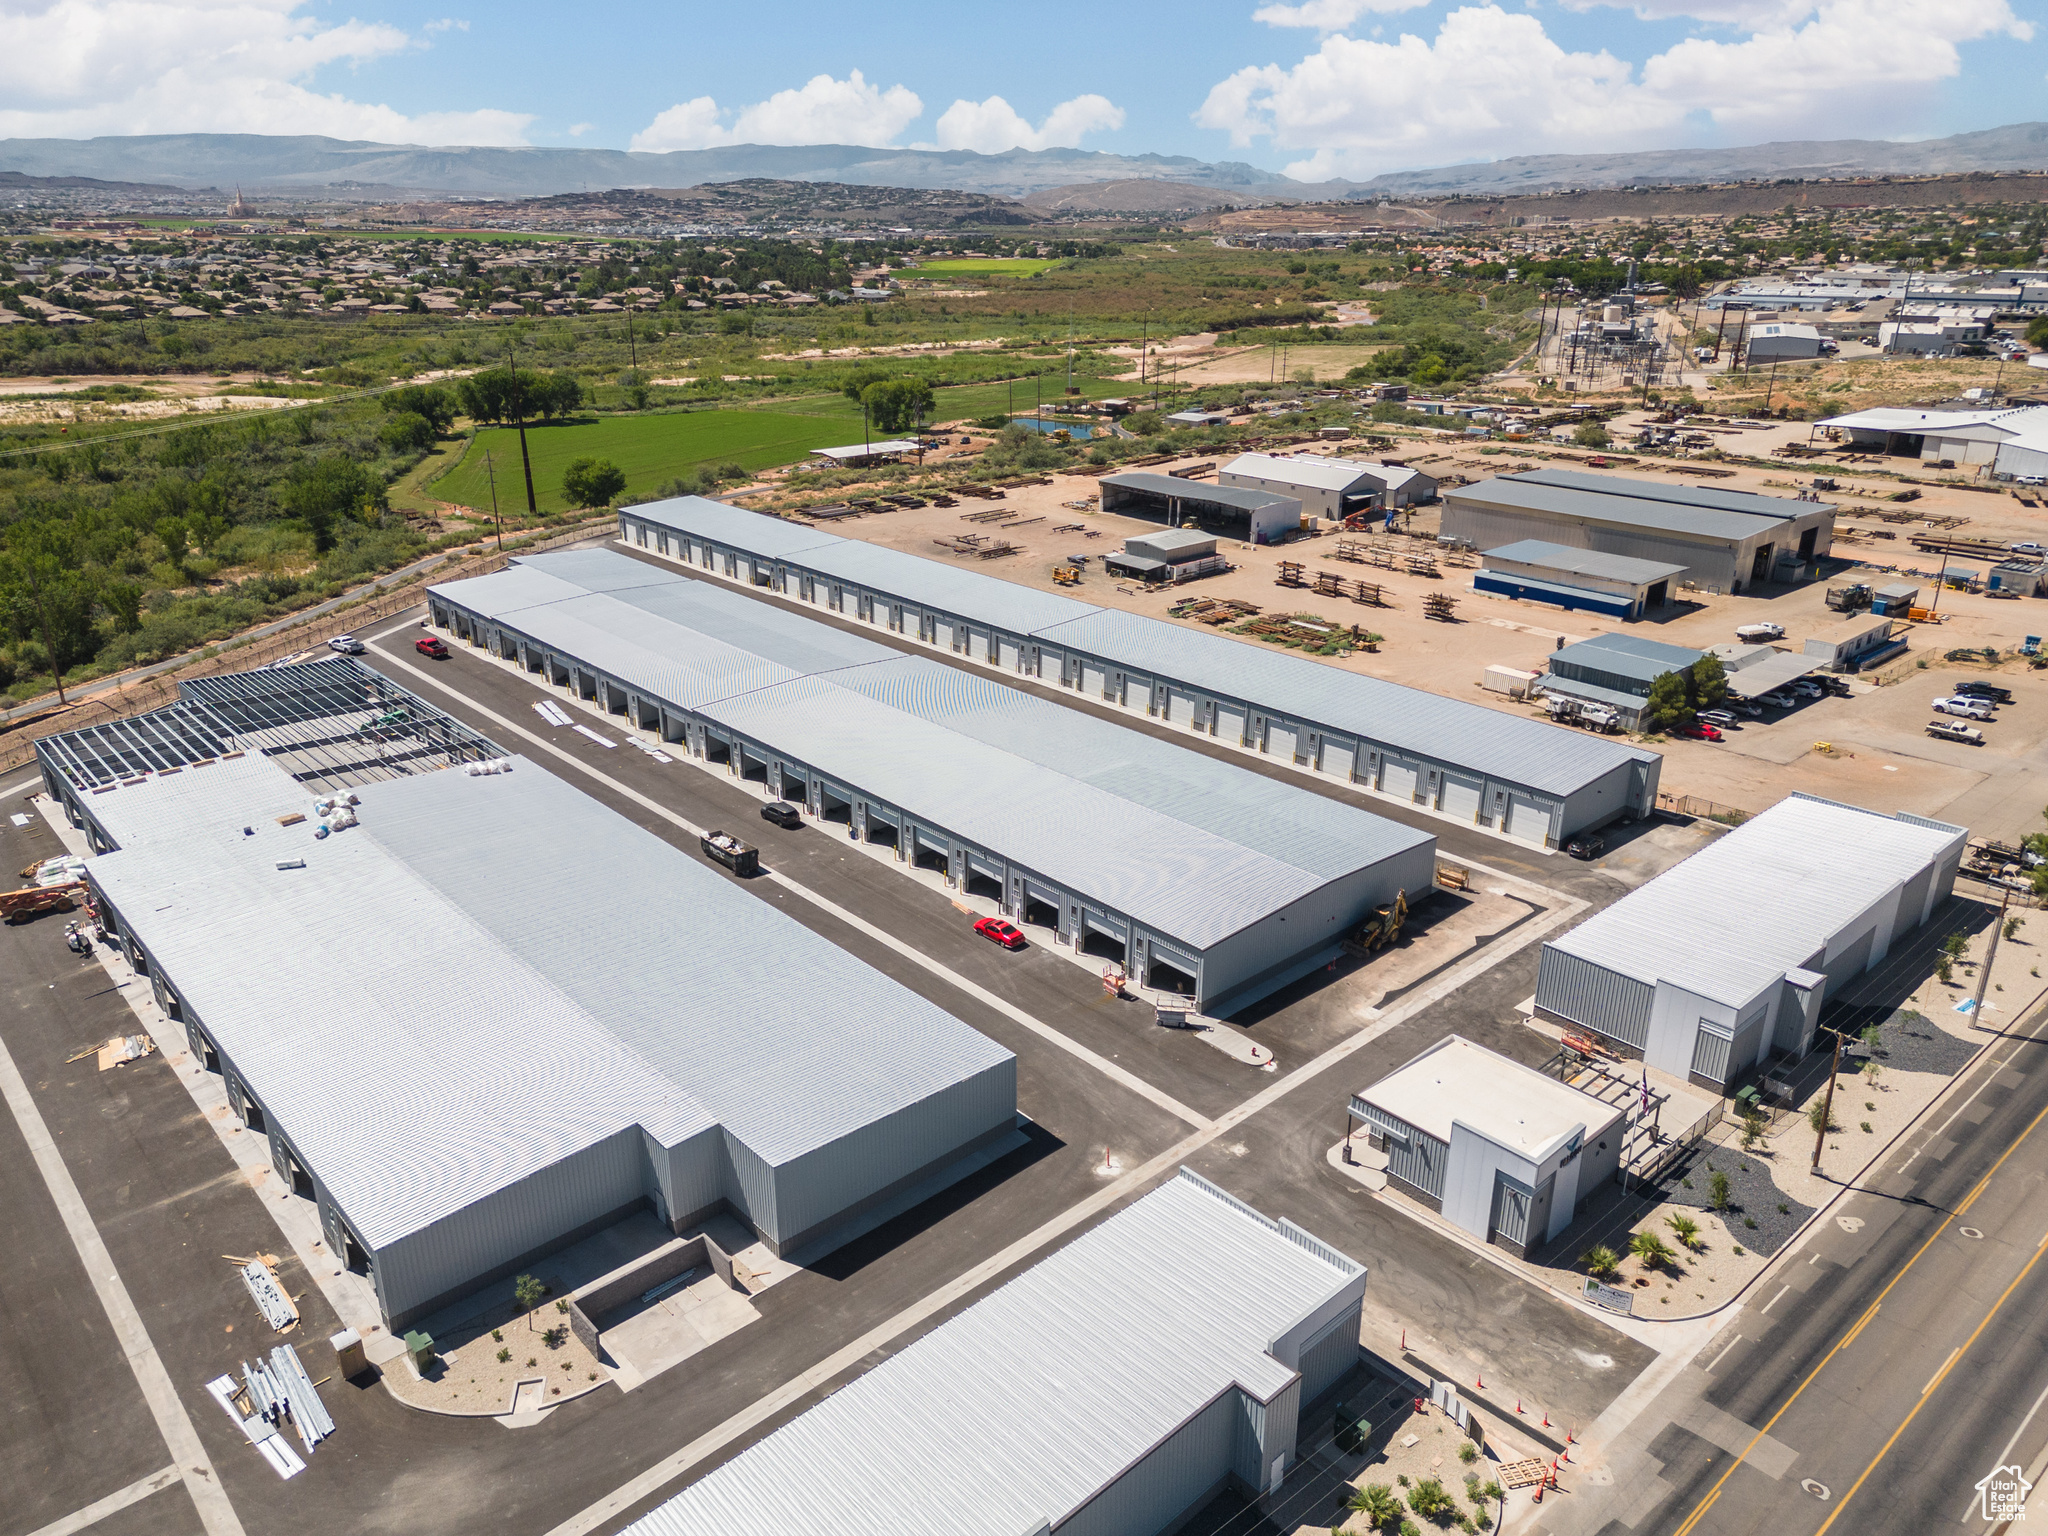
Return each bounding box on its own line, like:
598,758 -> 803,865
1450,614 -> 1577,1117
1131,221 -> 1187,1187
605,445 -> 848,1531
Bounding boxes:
0,0 -> 2040,180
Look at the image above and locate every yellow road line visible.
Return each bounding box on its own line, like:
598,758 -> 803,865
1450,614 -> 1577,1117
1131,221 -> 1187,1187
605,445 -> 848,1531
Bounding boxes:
1840,1302 -> 1880,1350
1816,1241 -> 2048,1534
1666,1097 -> 2048,1534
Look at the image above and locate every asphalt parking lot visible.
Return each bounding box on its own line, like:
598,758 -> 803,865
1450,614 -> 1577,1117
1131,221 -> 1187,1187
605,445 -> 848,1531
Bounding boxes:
0,583 -> 1666,1536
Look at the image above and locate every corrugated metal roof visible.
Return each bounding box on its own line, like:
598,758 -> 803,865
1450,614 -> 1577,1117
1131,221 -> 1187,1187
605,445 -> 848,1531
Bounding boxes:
1101,471 -> 1298,511
1544,794 -> 1965,1007
1482,540 -> 1686,584
86,750 -> 1012,1248
1551,633 -> 1703,685
617,1170 -> 1362,1536
619,500 -> 1653,799
440,553 -> 1431,950
1223,452 -> 1381,493
1509,468 -> 1833,522
1455,477 -> 1792,541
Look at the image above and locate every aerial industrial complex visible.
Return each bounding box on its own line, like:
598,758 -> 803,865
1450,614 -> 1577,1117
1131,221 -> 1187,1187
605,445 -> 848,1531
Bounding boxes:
34,661 -> 1020,1329
616,497 -> 1662,849
429,548 -> 1436,1015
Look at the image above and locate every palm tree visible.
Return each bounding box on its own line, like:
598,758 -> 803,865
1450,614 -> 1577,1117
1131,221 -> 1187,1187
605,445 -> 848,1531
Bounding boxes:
1667,1213 -> 1703,1252
1580,1244 -> 1621,1281
1350,1483 -> 1402,1530
1631,1229 -> 1675,1271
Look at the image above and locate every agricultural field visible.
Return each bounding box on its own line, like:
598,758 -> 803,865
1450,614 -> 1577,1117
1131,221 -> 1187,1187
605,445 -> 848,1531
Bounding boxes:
429,408 -> 862,514
905,258 -> 1060,277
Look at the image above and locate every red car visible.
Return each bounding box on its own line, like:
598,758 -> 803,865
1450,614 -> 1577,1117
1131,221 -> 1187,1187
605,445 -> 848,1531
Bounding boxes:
973,916 -> 1027,950
1676,720 -> 1723,742
416,636 -> 451,658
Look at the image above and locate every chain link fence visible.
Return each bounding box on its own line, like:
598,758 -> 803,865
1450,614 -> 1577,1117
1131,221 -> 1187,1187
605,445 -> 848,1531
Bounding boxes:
0,517 -> 616,780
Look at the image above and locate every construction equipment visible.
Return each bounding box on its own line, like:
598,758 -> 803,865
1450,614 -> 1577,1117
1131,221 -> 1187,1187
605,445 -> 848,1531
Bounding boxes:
1052,566 -> 1081,586
1346,890 -> 1408,954
1,881 -> 84,923
1825,583 -> 1872,613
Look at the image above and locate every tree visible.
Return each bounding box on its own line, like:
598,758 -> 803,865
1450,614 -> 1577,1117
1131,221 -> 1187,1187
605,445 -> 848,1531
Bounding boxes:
1407,1479 -> 1457,1519
840,366 -> 891,403
1643,670 -> 1692,732
531,371 -> 583,420
1667,1213 -> 1703,1251
1580,1244 -> 1620,1280
1572,421 -> 1612,448
1709,1169 -> 1731,1211
562,457 -> 626,509
456,367 -> 518,424
1688,654 -> 1729,711
1350,1485 -> 1403,1530
379,411 -> 436,453
859,377 -> 935,433
381,384 -> 455,434
280,455 -> 383,553
0,524 -> 97,702
2027,314 -> 2048,349
1630,1229 -> 1675,1270
513,1273 -> 545,1328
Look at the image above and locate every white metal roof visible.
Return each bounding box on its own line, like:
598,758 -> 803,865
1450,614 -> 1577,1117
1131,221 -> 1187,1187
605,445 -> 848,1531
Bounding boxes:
441,552 -> 1431,950
1817,405 -> 2036,435
1223,452 -> 1383,493
1544,794 -> 1965,1008
621,497 -> 1652,800
1358,1035 -> 1621,1157
87,751 -> 1012,1249
812,439 -> 921,460
616,1170 -> 1362,1536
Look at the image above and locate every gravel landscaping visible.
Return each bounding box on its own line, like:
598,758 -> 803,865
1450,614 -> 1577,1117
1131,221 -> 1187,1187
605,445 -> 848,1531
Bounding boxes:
1656,1147 -> 1816,1257
1853,1006 -> 1979,1077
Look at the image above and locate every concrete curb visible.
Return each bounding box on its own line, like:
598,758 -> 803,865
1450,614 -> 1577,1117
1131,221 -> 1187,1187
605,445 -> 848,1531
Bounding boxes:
380,1368 -> 611,1421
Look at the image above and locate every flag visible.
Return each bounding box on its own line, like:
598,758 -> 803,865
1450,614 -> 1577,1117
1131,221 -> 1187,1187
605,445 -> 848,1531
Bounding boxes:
1640,1070 -> 1651,1119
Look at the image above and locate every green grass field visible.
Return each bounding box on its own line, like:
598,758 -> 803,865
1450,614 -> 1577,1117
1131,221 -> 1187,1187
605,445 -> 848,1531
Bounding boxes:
769,374 -> 1131,424
430,409 -> 861,514
906,258 -> 1059,276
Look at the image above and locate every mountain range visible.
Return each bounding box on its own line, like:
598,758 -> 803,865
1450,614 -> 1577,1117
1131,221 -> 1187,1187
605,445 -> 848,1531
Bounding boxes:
1,123 -> 2046,205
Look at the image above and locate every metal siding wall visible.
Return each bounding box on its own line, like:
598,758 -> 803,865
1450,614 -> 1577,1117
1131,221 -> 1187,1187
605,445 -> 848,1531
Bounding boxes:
1690,1021 -> 1734,1083
767,1056 -> 1018,1247
1536,947 -> 1653,1047
1388,1128 -> 1447,1200
372,1129 -> 646,1323
1297,1304 -> 1362,1406
1056,1389 -> 1243,1536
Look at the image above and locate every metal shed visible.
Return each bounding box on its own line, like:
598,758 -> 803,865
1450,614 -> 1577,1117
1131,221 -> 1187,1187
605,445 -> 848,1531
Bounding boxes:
39,674 -> 1018,1330
613,1169 -> 1366,1536
1099,471 -> 1302,544
1533,794 -> 1966,1092
431,550 -> 1437,1016
616,499 -> 1661,849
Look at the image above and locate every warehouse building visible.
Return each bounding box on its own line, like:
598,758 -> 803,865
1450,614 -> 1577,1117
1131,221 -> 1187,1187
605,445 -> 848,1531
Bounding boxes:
430,550 -> 1436,1015
1443,469 -> 1836,593
1474,539 -> 1682,621
36,662 -> 1019,1330
616,499 -> 1662,849
1219,452 -> 1438,520
616,1169 -> 1366,1536
1103,527 -> 1229,584
1100,471 -> 1302,544
1348,1037 -> 1625,1257
1533,794 -> 1966,1091
1742,322 -> 1831,363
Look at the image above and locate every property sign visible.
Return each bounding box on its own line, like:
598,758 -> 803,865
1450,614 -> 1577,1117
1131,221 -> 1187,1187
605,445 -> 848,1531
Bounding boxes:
1585,1278 -> 1636,1315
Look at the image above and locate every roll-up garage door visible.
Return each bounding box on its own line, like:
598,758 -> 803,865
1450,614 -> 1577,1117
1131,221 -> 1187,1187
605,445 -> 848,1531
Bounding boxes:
1379,755 -> 1419,801
1216,703 -> 1247,745
967,849 -> 1004,883
1166,686 -> 1197,725
1122,674 -> 1150,708
1319,739 -> 1355,779
998,637 -> 1020,670
1084,908 -> 1128,942
866,802 -> 900,828
1440,773 -> 1483,822
1081,661 -> 1108,697
1504,789 -> 1549,840
1265,721 -> 1298,760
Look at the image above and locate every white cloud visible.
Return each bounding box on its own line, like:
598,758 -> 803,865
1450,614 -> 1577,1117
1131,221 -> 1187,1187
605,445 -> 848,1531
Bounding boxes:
0,0 -> 530,143
632,71 -> 921,153
1200,0 -> 2030,180
566,121 -> 596,137
1252,0 -> 1430,27
932,94 -> 1125,153
421,17 -> 468,33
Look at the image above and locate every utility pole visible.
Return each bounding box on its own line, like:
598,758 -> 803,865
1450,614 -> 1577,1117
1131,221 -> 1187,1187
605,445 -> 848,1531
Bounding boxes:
1811,1024 -> 1844,1174
483,449 -> 503,551
625,305 -> 637,371
1970,890 -> 2011,1026
1764,358 -> 1781,411
505,344 -> 537,518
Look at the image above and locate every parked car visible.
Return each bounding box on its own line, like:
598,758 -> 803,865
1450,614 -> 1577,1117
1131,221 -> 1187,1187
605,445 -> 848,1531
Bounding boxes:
1788,679 -> 1824,699
415,636 -> 450,658
759,801 -> 803,830
2008,541 -> 2047,557
1933,696 -> 1994,720
1676,721 -> 1724,741
1729,698 -> 1763,718
1820,677 -> 1853,698
1762,690 -> 1800,709
326,634 -> 365,655
1697,709 -> 1741,729
1564,835 -> 1605,860
1927,720 -> 1987,745
973,916 -> 1027,950
1955,680 -> 2015,705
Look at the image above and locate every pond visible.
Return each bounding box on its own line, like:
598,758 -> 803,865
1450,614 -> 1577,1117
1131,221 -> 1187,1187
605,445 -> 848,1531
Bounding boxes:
1011,417 -> 1103,441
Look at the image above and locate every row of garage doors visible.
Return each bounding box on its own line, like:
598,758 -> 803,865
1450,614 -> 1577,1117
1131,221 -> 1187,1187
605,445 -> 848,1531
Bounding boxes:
641,535 -> 1561,845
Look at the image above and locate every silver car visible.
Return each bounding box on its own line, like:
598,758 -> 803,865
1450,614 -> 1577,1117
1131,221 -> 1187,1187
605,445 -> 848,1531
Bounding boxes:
1932,696 -> 1993,721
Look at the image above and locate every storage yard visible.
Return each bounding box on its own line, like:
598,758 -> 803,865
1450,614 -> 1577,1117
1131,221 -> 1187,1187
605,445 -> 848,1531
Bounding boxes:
429,549 -> 1436,1016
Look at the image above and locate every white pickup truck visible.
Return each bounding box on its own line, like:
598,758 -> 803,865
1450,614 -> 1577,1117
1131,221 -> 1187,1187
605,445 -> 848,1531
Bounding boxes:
1927,720 -> 1986,745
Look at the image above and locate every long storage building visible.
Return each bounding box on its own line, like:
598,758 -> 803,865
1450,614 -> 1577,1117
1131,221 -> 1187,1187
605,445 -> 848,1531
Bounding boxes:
429,549 -> 1437,1015
1443,469 -> 1835,593
613,498 -> 1661,850
1534,794 -> 1966,1093
617,1169 -> 1367,1536
35,661 -> 1019,1330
